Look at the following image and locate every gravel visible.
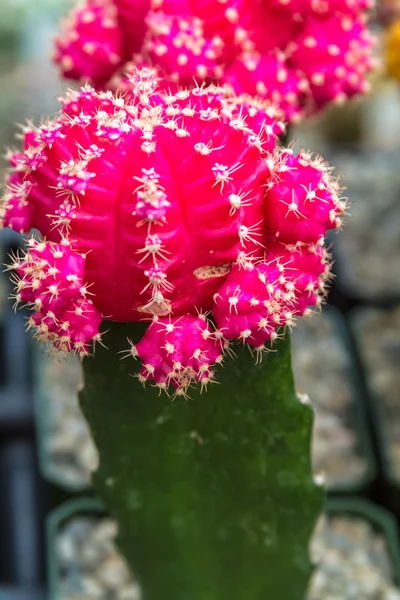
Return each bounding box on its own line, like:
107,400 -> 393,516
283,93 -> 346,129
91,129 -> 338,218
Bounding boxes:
55,511 -> 400,599
309,514 -> 400,600
38,352 -> 97,489
292,309 -> 368,490
57,516 -> 140,600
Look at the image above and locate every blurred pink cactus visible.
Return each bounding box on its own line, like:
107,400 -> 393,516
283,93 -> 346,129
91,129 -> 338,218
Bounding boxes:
54,0 -> 375,122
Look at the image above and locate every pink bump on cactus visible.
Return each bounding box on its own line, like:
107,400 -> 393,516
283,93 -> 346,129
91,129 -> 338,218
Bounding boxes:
12,239 -> 102,354
53,0 -> 375,122
54,0 -> 125,85
2,68 -> 344,395
133,315 -> 225,392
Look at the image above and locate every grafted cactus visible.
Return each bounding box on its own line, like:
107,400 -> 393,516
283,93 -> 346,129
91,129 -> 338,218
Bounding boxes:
2,68 -> 341,598
53,0 -> 375,122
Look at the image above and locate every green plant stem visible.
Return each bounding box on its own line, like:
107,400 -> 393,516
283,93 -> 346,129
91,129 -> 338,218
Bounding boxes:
80,321 -> 324,600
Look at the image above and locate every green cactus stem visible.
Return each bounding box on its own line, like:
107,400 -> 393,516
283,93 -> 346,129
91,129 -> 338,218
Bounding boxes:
79,321 -> 324,600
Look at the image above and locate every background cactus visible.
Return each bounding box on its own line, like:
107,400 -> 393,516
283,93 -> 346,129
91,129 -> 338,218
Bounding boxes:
386,20 -> 400,81
53,0 -> 375,122
2,68 -> 343,597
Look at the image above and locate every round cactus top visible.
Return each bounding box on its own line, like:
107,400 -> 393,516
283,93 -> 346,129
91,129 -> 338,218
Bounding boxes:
3,68 -> 345,395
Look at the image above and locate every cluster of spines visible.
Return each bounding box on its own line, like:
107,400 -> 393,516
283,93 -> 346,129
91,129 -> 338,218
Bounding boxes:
129,314 -> 225,397
54,0 -> 124,85
144,13 -> 225,85
53,0 -> 375,121
9,239 -> 102,359
288,11 -> 374,110
264,149 -> 347,243
225,53 -> 310,124
213,242 -> 329,359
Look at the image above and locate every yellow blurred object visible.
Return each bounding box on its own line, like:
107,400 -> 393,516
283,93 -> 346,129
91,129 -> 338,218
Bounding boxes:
386,20 -> 400,80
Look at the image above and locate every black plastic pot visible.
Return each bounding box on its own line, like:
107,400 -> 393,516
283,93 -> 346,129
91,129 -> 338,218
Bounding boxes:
350,306 -> 400,512
0,231 -> 32,434
292,306 -> 376,495
0,307 -> 32,434
47,496 -> 400,599
46,498 -> 105,600
0,231 -> 45,597
327,497 -> 400,583
33,349 -> 92,494
0,588 -> 45,600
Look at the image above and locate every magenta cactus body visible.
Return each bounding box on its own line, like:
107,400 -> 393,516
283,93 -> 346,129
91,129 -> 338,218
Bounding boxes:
15,239 -> 102,353
54,0 -> 374,122
55,0 -> 125,84
264,151 -> 344,243
2,68 -> 344,394
134,315 -> 225,391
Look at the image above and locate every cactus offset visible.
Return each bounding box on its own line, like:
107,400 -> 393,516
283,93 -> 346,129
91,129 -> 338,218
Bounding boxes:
54,0 -> 125,85
53,0 -> 375,122
2,69 -> 343,597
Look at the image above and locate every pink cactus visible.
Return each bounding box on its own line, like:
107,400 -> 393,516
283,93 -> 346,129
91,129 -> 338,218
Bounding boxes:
264,150 -> 344,243
13,239 -> 102,354
133,315 -> 224,393
53,0 -> 375,122
2,68 -> 344,394
213,242 -> 329,353
54,0 -> 125,85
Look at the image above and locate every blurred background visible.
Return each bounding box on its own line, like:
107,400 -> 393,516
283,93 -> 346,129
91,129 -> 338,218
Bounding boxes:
2,0 -> 400,598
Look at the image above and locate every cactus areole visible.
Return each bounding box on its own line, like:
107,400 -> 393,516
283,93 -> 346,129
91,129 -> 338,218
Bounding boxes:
3,69 -> 337,597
